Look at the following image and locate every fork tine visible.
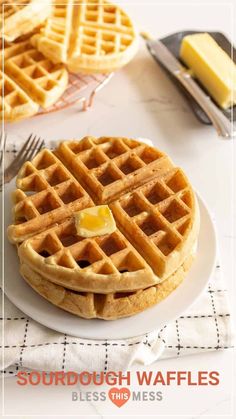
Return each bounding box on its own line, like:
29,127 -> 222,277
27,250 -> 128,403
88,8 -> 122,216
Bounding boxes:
27,137 -> 43,162
29,139 -> 44,161
18,134 -> 37,163
17,134 -> 39,167
11,133 -> 34,166
2,134 -> 46,186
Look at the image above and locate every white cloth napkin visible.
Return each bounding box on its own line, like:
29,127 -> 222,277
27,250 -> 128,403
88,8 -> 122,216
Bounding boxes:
1,265 -> 233,375
1,140 -> 234,375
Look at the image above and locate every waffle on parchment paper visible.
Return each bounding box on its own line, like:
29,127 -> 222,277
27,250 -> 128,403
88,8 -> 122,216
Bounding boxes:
8,137 -> 200,319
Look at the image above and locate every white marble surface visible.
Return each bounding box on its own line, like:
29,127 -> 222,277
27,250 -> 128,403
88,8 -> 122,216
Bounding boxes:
1,0 -> 235,417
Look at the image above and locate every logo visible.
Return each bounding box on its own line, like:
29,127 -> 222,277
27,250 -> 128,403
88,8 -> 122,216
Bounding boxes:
108,387 -> 131,407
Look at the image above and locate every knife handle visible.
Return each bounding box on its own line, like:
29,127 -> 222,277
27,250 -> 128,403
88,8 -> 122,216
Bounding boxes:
176,71 -> 233,139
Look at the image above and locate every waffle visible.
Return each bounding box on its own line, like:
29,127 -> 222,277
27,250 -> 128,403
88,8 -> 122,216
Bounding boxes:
0,0 -> 51,42
20,252 -> 194,320
0,70 -> 38,121
110,167 -> 200,280
68,0 -> 139,73
18,216 -> 156,293
3,38 -> 68,109
31,0 -> 74,64
7,148 -> 94,243
8,137 -> 199,306
56,137 -> 174,203
31,0 -> 139,73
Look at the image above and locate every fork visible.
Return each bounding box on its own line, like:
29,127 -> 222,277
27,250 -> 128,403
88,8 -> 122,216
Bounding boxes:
0,134 -> 44,188
0,132 -> 7,167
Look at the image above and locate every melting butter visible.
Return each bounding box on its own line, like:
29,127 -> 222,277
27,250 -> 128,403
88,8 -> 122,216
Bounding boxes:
74,205 -> 116,238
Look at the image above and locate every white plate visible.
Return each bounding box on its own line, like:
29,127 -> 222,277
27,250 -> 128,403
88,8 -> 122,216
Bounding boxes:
3,180 -> 217,340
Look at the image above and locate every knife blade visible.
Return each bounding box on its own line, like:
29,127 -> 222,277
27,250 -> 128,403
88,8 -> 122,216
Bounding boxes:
147,39 -> 184,75
146,39 -> 233,138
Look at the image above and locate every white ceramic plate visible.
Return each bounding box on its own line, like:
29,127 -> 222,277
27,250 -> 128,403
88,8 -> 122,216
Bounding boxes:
3,180 -> 217,340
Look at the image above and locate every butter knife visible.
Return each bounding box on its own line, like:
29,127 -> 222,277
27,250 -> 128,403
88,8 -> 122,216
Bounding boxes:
146,39 -> 233,139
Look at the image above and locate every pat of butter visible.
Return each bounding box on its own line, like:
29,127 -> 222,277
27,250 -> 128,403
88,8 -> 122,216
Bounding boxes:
180,33 -> 236,109
74,205 -> 116,238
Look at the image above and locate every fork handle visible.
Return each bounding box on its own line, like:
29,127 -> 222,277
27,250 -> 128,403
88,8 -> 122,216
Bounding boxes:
3,168 -> 14,183
176,71 -> 233,139
0,168 -> 15,188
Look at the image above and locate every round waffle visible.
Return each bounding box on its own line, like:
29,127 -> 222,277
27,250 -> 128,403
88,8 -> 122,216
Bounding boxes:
8,137 -> 200,300
31,0 -> 139,73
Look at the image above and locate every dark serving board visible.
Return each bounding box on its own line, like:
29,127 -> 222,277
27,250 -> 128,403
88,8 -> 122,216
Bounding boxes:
147,30 -> 236,125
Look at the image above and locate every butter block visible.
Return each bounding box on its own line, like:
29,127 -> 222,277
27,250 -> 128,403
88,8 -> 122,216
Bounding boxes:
180,33 -> 236,109
74,205 -> 116,238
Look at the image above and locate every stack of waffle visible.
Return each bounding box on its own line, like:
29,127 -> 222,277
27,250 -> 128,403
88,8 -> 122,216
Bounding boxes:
8,137 -> 200,320
1,0 -> 138,122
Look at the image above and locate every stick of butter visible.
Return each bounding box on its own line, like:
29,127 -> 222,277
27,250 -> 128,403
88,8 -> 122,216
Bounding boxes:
180,33 -> 236,109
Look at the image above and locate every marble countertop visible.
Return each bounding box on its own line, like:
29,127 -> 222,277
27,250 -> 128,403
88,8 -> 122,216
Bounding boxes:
2,0 -> 235,417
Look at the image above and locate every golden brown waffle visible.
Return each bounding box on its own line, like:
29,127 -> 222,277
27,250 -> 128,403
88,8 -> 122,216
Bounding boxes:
3,38 -> 68,109
0,70 -> 38,121
0,0 -> 51,42
8,137 -> 199,304
110,168 -> 200,280
68,0 -> 139,73
56,137 -> 174,203
18,216 -> 156,293
31,0 -> 138,73
8,148 -> 94,243
20,252 -> 194,320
